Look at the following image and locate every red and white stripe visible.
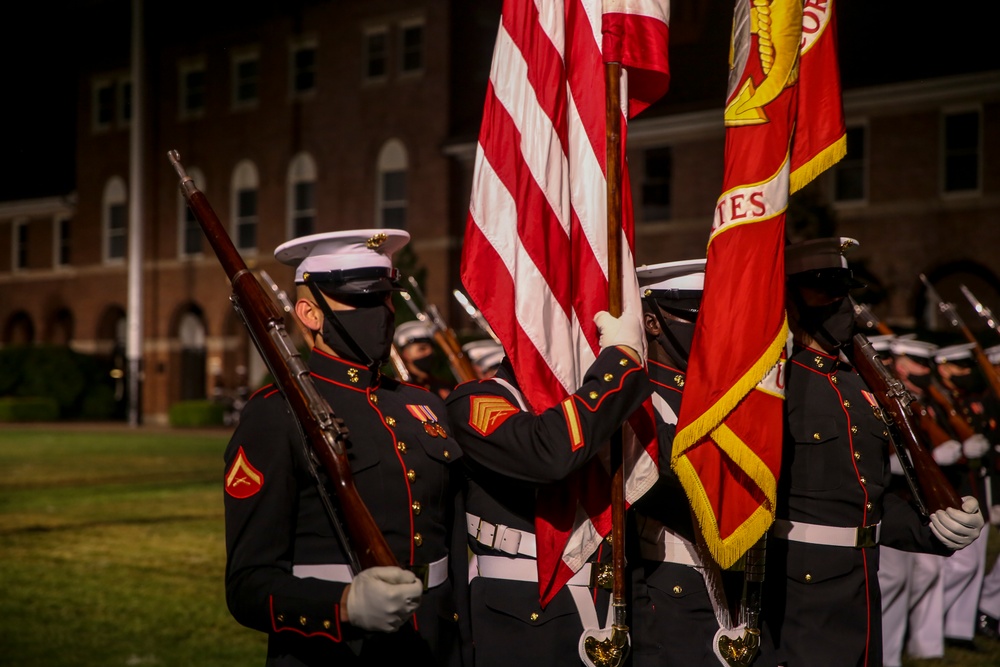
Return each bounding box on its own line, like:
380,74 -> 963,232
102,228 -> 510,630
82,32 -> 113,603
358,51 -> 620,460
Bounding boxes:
462,0 -> 669,605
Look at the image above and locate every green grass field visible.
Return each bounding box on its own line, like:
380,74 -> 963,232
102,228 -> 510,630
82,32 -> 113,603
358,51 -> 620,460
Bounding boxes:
1,425 -> 998,666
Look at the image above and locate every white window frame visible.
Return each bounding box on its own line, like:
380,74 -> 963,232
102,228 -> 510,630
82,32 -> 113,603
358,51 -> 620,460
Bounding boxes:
289,37 -> 319,99
231,160 -> 259,255
376,139 -> 408,230
179,58 -> 207,119
398,18 -> 426,77
178,167 -> 206,258
11,218 -> 28,272
940,105 -> 982,198
364,25 -> 389,83
52,215 -> 71,268
286,153 -> 317,239
92,77 -> 116,132
231,48 -> 260,110
102,176 -> 128,264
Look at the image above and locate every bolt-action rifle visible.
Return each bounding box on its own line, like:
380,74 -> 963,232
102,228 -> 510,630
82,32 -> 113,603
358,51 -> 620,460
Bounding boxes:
851,332 -> 963,515
168,150 -> 398,573
400,277 -> 478,383
921,274 -> 1000,402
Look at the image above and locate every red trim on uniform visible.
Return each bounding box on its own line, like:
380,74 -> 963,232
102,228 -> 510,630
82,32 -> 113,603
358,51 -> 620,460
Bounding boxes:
268,594 -> 343,642
264,389 -> 281,399
647,359 -> 683,374
829,376 -> 870,525
249,384 -> 276,401
311,347 -> 367,369
577,365 -> 642,412
649,377 -> 683,394
369,390 -> 416,565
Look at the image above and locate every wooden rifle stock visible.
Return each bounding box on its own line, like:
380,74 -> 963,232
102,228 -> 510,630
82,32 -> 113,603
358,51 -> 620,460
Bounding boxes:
168,150 -> 397,571
401,280 -> 478,383
851,334 -> 962,515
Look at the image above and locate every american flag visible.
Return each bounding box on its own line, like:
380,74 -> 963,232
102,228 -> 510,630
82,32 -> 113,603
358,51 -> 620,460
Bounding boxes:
461,0 -> 670,605
671,0 -> 846,568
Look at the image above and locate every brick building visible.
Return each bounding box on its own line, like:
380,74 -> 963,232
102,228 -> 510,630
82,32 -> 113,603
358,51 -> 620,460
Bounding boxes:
1,1 -> 998,423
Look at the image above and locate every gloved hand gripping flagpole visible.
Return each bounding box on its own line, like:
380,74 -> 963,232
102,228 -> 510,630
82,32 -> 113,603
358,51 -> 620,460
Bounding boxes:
581,56 -> 630,667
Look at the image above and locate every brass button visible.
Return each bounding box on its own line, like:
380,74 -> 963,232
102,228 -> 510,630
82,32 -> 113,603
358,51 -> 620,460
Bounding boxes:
805,573 -> 813,582
851,425 -> 858,434
859,476 -> 867,485
672,585 -> 682,595
854,451 -> 861,460
370,393 -> 378,404
397,441 -> 407,453
299,616 -> 307,626
843,400 -> 851,408
412,501 -> 422,515
323,620 -> 331,629
603,373 -> 614,382
386,416 -> 396,427
407,469 -> 417,482
619,358 -> 629,367
414,533 -> 423,547
443,450 -> 450,459
882,430 -> 888,437
529,612 -> 540,621
589,391 -> 599,400
866,501 -> 873,511
831,375 -> 838,384
813,433 -> 821,441
277,614 -> 285,622
453,613 -> 459,622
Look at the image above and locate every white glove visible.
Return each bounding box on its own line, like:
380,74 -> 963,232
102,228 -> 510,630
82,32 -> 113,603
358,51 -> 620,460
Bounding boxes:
594,305 -> 645,360
930,496 -> 985,550
931,439 -> 963,466
962,433 -> 991,459
344,566 -> 422,632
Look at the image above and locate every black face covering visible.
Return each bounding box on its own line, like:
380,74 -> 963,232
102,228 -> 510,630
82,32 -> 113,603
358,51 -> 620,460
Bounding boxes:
951,371 -> 987,395
797,296 -> 855,350
410,354 -> 436,376
657,320 -> 696,366
321,304 -> 395,367
908,372 -> 933,390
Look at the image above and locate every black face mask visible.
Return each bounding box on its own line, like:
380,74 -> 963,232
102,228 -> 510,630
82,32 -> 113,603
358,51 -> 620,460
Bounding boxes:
321,304 -> 395,366
409,354 -> 436,376
908,372 -> 933,390
797,297 -> 855,350
951,372 -> 987,395
656,320 -> 696,366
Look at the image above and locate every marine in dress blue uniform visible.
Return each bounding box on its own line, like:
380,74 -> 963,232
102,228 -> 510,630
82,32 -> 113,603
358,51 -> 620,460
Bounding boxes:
444,309 -> 651,667
760,237 -> 984,667
223,229 -> 468,667
629,258 -> 753,667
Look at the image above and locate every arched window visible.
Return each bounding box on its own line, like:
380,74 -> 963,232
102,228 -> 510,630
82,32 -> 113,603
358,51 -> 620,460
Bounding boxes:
231,160 -> 259,253
376,139 -> 408,229
103,177 -> 128,262
4,311 -> 35,345
178,309 -> 207,400
287,153 -> 317,238
46,308 -> 74,346
179,167 -> 206,257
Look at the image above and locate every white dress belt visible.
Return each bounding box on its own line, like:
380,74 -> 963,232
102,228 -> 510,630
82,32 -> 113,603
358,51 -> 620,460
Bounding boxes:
474,554 -> 599,587
467,512 -> 537,558
638,520 -> 703,567
292,555 -> 449,589
771,519 -> 882,548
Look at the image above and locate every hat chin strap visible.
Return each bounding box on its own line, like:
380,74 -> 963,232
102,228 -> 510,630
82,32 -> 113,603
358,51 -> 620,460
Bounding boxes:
305,280 -> 377,370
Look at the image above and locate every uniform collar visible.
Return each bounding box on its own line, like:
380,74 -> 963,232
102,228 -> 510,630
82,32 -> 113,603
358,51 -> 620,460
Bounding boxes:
649,359 -> 686,390
790,344 -> 844,376
309,347 -> 382,389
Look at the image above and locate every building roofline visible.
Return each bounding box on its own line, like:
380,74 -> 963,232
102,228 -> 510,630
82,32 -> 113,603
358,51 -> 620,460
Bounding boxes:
0,193 -> 76,218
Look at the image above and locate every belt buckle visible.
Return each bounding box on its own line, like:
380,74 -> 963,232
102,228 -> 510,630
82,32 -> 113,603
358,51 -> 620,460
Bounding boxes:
589,562 -> 614,590
855,525 -> 877,548
409,564 -> 430,591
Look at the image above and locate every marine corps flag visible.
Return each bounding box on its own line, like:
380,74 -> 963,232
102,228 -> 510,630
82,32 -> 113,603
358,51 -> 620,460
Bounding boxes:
671,0 -> 846,568
462,0 -> 669,604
